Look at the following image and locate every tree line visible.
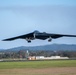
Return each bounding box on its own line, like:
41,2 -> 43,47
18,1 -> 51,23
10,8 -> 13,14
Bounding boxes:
0,50 -> 76,59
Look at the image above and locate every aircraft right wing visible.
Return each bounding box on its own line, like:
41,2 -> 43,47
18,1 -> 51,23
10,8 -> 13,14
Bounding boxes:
2,32 -> 33,41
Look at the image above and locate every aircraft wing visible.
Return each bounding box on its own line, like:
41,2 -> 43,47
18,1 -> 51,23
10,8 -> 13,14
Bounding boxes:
2,32 -> 33,41
48,33 -> 76,39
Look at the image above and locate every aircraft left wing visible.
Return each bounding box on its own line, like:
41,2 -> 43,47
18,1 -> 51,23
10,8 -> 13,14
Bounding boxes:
47,33 -> 76,39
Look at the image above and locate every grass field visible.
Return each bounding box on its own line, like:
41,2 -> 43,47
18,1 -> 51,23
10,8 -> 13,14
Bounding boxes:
0,60 -> 76,75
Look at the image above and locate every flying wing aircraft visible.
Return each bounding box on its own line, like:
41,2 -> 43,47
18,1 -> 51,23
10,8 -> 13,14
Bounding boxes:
2,30 -> 76,43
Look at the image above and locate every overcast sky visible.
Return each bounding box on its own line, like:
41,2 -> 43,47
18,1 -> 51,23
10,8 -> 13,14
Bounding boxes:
0,0 -> 76,49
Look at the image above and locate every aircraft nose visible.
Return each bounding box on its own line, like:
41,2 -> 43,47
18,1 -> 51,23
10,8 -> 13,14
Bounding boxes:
34,30 -> 40,33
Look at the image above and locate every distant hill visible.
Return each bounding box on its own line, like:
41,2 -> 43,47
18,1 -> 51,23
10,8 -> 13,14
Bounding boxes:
0,44 -> 76,52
